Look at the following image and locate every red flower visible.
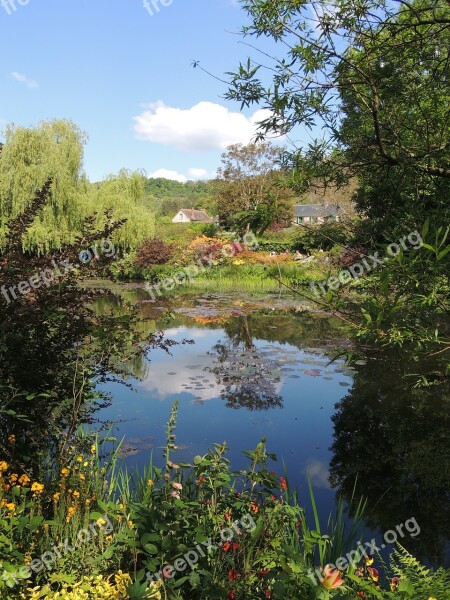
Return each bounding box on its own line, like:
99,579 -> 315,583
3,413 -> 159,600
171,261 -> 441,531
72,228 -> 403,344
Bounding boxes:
232,541 -> 239,550
258,569 -> 269,579
227,590 -> 235,599
222,542 -> 231,552
356,593 -> 366,598
279,476 -> 287,490
295,519 -> 302,528
367,567 -> 379,583
196,477 -> 206,486
264,590 -> 271,597
224,510 -> 232,521
228,569 -> 239,581
250,502 -> 259,514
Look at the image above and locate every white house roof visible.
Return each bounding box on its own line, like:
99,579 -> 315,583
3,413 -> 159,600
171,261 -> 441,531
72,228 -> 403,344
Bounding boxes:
178,209 -> 216,222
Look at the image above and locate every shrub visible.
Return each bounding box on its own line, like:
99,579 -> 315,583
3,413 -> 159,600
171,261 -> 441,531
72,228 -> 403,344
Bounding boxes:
135,238 -> 174,269
186,236 -> 224,262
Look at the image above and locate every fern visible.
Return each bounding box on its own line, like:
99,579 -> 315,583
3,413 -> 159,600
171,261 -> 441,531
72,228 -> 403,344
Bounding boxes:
389,544 -> 450,599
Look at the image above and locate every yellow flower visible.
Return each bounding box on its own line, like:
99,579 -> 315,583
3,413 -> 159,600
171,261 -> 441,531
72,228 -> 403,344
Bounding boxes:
76,455 -> 83,463
147,479 -> 154,487
72,490 -> 80,498
127,520 -> 134,528
79,473 -> 85,481
31,482 -> 44,494
85,498 -> 91,505
5,502 -> 16,512
83,461 -> 89,467
61,467 -> 70,477
66,506 -> 76,522
53,492 -> 60,502
0,461 -> 8,472
7,434 -> 15,445
90,444 -> 96,454
18,474 -> 31,486
9,473 -> 19,484
96,518 -> 107,527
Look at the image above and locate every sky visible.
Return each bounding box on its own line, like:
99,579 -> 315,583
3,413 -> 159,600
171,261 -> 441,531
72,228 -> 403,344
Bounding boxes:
0,0 -> 284,183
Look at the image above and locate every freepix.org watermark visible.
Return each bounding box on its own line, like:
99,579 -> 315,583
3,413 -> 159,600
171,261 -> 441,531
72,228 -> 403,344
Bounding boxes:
143,0 -> 173,17
144,232 -> 258,301
146,513 -> 256,585
310,230 -> 423,299
0,0 -> 29,15
2,515 -> 113,587
1,239 -> 115,305
307,516 -> 421,586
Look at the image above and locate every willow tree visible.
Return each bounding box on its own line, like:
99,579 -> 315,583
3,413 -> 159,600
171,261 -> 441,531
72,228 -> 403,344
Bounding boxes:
84,169 -> 156,252
0,119 -> 87,252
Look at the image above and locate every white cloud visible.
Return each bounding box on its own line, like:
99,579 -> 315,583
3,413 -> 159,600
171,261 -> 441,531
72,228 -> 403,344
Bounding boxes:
134,101 -> 273,151
10,72 -> 38,89
147,167 -> 215,182
147,168 -> 187,182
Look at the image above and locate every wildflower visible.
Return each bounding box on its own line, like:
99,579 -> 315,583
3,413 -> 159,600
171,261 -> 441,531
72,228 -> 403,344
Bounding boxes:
31,482 -> 44,494
127,520 -> 134,528
0,461 -> 8,472
320,565 -> 344,590
227,591 -> 235,599
76,455 -> 83,463
279,476 -> 287,490
224,510 -> 232,521
9,473 -> 18,484
228,569 -> 239,581
7,434 -> 15,445
83,461 -> 89,467
364,555 -> 374,566
264,590 -> 271,598
197,476 -> 206,486
390,576 -> 400,591
171,491 -> 181,499
356,593 -> 366,598
79,474 -> 85,481
66,506 -> 76,522
72,490 -> 80,498
171,482 -> 182,491
258,569 -> 269,579
53,492 -> 60,502
367,567 -> 379,583
5,502 -> 16,512
223,542 -> 231,552
90,445 -> 96,454
232,542 -> 239,551
18,474 -> 31,486
61,467 -> 70,477
147,479 -> 154,487
96,518 -> 107,527
250,502 -> 259,514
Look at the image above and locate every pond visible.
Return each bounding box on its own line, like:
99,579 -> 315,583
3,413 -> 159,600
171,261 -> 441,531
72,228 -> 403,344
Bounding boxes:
93,287 -> 449,567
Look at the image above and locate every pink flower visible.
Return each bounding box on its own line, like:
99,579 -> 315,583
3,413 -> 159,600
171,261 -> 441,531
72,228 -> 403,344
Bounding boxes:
171,482 -> 182,490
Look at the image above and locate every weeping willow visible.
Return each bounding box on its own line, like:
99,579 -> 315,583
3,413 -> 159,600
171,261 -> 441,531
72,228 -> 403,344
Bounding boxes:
0,119 -> 155,253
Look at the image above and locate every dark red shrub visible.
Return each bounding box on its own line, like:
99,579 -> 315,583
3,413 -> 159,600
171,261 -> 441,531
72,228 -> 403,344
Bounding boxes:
135,238 -> 174,268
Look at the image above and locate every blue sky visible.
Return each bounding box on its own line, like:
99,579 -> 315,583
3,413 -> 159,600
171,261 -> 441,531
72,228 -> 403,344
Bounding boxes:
0,0 -> 285,182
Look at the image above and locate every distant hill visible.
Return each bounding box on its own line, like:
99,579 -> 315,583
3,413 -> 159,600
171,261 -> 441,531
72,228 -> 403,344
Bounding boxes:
144,178 -> 217,217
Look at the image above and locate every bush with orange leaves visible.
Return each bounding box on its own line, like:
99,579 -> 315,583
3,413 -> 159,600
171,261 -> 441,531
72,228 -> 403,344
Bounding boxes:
186,236 -> 225,263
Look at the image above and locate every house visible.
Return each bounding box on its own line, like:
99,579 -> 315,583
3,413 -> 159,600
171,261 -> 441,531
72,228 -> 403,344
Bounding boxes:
293,203 -> 340,225
172,209 -> 218,224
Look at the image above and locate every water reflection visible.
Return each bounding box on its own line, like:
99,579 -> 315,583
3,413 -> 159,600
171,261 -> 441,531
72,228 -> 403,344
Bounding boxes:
330,353 -> 450,565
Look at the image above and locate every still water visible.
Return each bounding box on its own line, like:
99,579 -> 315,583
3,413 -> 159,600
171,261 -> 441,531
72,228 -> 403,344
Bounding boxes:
95,288 -> 450,566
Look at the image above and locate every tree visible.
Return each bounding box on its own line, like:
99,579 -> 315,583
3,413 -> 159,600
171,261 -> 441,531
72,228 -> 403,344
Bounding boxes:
216,142 -> 295,230
225,0 -> 450,227
0,119 -> 87,252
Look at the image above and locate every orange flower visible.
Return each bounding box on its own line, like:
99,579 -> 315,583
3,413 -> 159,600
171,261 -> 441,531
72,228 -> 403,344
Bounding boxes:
321,565 -> 344,590
367,567 -> 379,583
279,476 -> 287,490
222,542 -> 231,552
250,502 -> 259,514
